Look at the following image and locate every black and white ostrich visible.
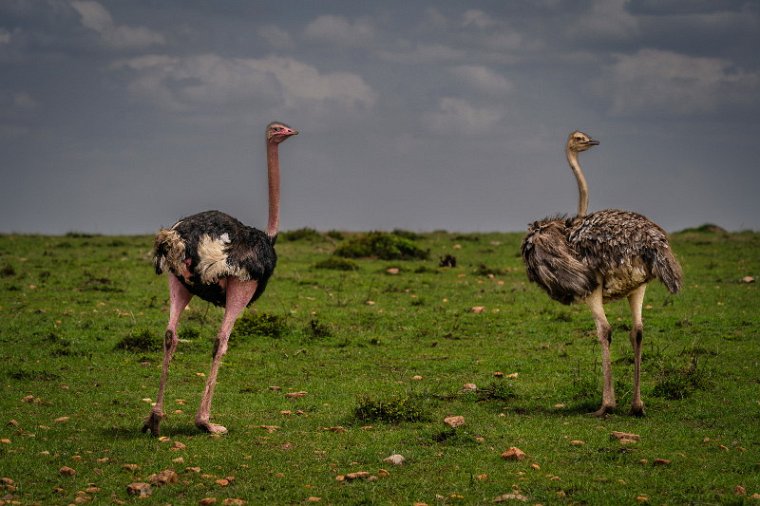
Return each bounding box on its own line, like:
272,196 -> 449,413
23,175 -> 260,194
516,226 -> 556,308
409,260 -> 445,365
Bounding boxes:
143,121 -> 298,436
521,131 -> 682,416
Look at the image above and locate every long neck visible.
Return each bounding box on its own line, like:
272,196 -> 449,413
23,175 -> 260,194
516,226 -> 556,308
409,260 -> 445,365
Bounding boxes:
566,148 -> 588,216
266,141 -> 281,239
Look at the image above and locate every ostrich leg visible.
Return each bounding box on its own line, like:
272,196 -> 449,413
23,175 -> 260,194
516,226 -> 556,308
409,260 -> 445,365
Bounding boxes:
143,275 -> 193,436
587,286 -> 616,416
627,285 -> 647,416
195,277 -> 258,434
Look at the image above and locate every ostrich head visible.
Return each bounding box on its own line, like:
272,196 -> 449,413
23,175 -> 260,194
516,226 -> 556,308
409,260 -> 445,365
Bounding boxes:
266,122 -> 299,144
566,130 -> 599,153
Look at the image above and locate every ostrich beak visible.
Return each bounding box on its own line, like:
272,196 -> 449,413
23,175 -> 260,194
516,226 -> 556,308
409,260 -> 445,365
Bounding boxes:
587,138 -> 599,146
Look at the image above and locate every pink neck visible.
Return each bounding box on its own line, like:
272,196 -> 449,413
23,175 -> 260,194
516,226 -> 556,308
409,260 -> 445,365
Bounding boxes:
266,141 -> 281,238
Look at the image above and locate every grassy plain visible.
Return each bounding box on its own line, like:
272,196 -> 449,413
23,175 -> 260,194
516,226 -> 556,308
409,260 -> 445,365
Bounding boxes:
0,227 -> 758,505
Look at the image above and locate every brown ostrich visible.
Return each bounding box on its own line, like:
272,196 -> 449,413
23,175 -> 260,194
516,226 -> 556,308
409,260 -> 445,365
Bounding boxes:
521,131 -> 682,416
143,121 -> 298,436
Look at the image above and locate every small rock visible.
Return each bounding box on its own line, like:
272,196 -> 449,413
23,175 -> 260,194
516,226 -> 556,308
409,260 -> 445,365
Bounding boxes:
501,447 -> 526,461
570,440 -> 585,446
611,431 -> 641,442
215,479 -> 230,487
383,454 -> 405,466
259,425 -> 280,433
0,438 -> 10,445
386,268 -> 400,275
443,415 -> 465,428
172,457 -> 185,464
223,500 -> 245,506
171,441 -> 186,451
122,464 -> 140,471
493,492 -> 528,502
322,426 -> 347,433
59,466 -> 76,476
493,371 -> 504,378
653,458 -> 671,466
377,469 -> 390,478
285,391 -> 307,399
186,466 -> 202,473
470,306 -> 486,314
7,419 -> 19,427
411,375 -> 423,381
54,416 -> 70,424
149,469 -> 178,486
741,276 -> 755,283
306,497 -> 321,502
635,495 -> 649,503
199,498 -> 217,505
735,485 -> 747,496
461,383 -> 477,393
126,482 -> 152,497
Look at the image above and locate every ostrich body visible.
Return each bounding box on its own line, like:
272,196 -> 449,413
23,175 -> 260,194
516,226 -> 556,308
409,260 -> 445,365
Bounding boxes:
521,131 -> 682,416
143,122 -> 298,436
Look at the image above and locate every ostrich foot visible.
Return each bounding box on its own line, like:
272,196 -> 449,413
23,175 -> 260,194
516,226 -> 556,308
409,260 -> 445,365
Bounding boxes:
195,419 -> 228,435
630,404 -> 645,417
588,404 -> 615,417
142,411 -> 165,436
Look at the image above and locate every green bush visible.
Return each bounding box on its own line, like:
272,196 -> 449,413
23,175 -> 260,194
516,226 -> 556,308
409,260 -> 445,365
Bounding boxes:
334,231 -> 429,261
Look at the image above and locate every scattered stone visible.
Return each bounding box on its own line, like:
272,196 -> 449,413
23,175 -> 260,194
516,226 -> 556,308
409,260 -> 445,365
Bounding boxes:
171,441 -> 186,451
653,458 -> 671,466
530,463 -> 541,470
259,425 -> 280,433
59,466 -> 76,476
493,492 -> 528,502
461,383 -> 477,393
122,464 -> 140,472
611,431 -> 641,443
475,474 -> 488,481
148,469 -> 178,486
493,371 -> 504,378
741,276 -> 755,283
338,471 -> 371,482
322,426 -> 347,433
470,306 -> 486,314
186,466 -> 202,473
735,485 -> 747,496
0,438 -> 10,445
377,469 -> 390,478
199,498 -> 217,505
54,416 -> 70,424
285,391 -> 307,399
443,415 -> 465,428
570,440 -> 585,446
7,419 -> 19,427
383,454 -> 405,466
223,499 -> 245,506
306,497 -> 321,502
172,457 -> 185,464
501,447 -> 526,461
411,375 -> 423,381
126,482 -> 152,498
215,479 -> 230,487
635,495 -> 649,503
386,267 -> 400,275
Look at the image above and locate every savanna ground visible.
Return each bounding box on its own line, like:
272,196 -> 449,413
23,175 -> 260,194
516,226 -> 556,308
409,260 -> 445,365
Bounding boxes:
0,227 -> 758,505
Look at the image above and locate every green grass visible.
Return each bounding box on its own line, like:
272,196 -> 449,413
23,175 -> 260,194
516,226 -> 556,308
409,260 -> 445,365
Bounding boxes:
0,229 -> 758,505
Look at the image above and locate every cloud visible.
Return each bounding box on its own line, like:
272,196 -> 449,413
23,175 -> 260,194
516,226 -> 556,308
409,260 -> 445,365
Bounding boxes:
258,25 -> 295,50
424,97 -> 505,135
596,48 -> 760,115
462,9 -> 498,29
377,43 -> 466,64
566,0 -> 638,41
0,29 -> 10,45
449,65 -> 513,95
70,0 -> 164,49
304,15 -> 374,46
113,53 -> 377,112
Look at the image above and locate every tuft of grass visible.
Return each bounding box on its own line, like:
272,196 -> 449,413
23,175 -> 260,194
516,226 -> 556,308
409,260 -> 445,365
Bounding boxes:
314,257 -> 359,271
354,393 -> 431,423
306,318 -> 332,339
281,227 -> 323,242
114,329 -> 161,353
474,380 -> 517,401
334,231 -> 429,261
233,311 -> 289,339
0,264 -> 15,277
652,356 -> 710,400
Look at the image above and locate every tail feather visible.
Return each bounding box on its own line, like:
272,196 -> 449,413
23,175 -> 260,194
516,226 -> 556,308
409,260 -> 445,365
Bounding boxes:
652,245 -> 683,294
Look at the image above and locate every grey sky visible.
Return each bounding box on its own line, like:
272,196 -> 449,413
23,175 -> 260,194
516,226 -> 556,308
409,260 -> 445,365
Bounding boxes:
1,0 -> 758,234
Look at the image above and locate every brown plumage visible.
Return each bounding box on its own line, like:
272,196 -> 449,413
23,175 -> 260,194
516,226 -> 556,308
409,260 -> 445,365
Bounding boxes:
521,131 -> 682,416
143,121 -> 298,436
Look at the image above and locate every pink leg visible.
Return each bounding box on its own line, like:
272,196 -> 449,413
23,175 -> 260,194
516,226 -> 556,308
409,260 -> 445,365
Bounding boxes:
586,286 -> 616,417
628,285 -> 647,416
195,277 -> 258,434
143,275 -> 193,436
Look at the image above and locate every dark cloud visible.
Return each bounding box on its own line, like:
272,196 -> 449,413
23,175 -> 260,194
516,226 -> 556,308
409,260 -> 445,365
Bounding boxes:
1,0 -> 759,234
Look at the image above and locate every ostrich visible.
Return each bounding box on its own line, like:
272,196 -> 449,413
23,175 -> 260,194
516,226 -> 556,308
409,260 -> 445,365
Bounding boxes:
521,131 -> 682,416
143,121 -> 298,436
